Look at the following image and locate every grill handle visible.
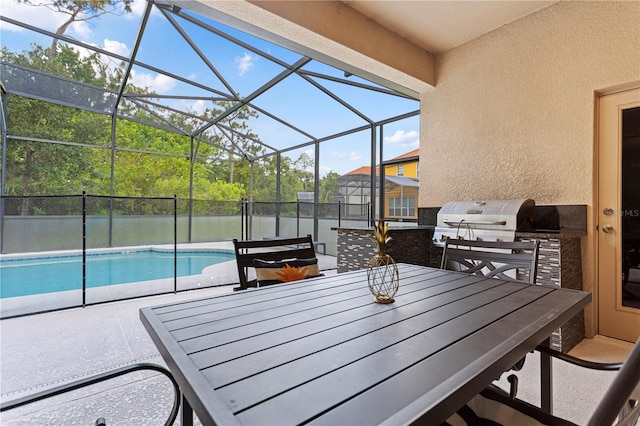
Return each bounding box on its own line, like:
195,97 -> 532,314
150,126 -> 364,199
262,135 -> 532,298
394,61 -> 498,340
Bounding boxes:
442,220 -> 507,227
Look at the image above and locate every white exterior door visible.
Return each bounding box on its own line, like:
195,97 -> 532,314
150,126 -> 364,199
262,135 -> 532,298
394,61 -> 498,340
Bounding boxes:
597,87 -> 640,342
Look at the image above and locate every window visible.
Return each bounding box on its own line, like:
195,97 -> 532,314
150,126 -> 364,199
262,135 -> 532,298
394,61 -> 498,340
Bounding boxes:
397,165 -> 404,176
389,197 -> 415,217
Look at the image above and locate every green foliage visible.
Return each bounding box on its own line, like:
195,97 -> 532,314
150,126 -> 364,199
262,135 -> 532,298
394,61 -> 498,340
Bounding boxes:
1,44 -> 105,84
111,120 -> 246,200
319,172 -> 340,202
3,43 -> 112,198
5,98 -> 111,197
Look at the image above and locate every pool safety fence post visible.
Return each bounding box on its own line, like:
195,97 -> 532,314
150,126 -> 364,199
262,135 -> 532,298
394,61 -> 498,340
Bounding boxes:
244,199 -> 249,240
296,200 -> 300,237
82,191 -> 87,307
240,199 -> 245,241
246,200 -> 250,239
338,201 -> 342,228
0,195 -> 4,254
174,194 -> 177,293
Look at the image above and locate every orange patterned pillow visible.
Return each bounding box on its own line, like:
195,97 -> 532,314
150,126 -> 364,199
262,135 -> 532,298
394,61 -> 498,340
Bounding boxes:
253,258 -> 320,286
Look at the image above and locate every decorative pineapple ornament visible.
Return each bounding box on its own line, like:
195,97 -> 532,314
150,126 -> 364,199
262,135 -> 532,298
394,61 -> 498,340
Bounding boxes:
367,220 -> 399,304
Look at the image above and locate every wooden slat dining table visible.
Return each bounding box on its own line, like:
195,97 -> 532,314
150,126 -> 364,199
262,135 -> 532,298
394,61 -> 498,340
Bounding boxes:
140,263 -> 591,426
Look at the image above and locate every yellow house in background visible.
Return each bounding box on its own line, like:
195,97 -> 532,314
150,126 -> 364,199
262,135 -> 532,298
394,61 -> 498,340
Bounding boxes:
383,149 -> 419,220
384,149 -> 419,179
336,149 -> 420,220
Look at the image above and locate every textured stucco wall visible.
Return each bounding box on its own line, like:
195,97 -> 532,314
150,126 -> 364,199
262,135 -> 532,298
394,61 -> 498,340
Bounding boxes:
421,1 -> 640,206
420,1 -> 640,336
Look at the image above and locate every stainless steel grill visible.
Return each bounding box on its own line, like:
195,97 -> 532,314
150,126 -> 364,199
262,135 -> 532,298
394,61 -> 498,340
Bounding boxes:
433,199 -> 535,246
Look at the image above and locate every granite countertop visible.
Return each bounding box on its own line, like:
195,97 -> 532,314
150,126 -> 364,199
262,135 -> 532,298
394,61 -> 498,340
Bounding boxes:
332,226 -> 585,238
331,226 -> 434,231
516,229 -> 587,238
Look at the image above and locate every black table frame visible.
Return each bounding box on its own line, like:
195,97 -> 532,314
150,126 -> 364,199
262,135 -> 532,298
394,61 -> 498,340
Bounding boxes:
140,264 -> 590,425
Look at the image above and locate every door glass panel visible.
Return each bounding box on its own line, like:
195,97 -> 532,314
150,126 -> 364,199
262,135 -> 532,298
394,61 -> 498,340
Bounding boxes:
622,106 -> 640,308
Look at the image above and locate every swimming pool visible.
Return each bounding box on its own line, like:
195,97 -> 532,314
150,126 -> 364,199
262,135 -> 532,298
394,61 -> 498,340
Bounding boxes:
0,249 -> 236,299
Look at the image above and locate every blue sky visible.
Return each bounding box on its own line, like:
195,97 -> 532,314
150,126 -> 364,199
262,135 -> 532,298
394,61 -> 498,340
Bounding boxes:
0,0 -> 420,175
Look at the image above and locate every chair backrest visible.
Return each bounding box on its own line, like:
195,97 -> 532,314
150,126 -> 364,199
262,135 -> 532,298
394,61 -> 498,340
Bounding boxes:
232,235 -> 316,290
441,238 -> 539,284
588,338 -> 640,426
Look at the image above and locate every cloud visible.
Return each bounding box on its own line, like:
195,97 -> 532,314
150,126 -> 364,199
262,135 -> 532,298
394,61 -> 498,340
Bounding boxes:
384,130 -> 419,148
103,38 -> 130,57
333,151 -> 364,161
67,39 -> 129,80
129,70 -> 176,93
188,99 -> 207,114
349,151 -> 363,161
319,165 -> 333,176
235,52 -> 257,76
69,20 -> 91,39
122,0 -> 163,20
129,0 -> 149,18
1,1 -> 66,32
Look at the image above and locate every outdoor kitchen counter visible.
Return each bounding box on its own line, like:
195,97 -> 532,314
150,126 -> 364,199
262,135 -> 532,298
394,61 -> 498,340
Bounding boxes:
332,226 -> 436,273
516,230 -> 586,352
332,226 -> 585,275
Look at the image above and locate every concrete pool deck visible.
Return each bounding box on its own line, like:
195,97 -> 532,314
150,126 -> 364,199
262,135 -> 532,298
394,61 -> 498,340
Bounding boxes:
0,284 -> 239,425
0,248 -> 635,425
0,244 -> 338,425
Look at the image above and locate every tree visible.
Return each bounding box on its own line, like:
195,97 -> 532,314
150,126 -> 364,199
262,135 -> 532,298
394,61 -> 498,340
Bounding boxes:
194,102 -> 265,185
112,118 -> 246,201
3,45 -> 112,215
249,153 -> 314,203
319,171 -> 340,203
292,152 -> 314,194
17,0 -> 133,60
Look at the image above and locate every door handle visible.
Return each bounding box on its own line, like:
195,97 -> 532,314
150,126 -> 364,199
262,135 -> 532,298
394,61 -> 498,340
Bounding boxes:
602,224 -> 614,234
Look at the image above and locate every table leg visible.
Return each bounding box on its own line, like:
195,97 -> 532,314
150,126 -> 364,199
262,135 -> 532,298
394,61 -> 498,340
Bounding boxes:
540,337 -> 553,414
182,393 -> 193,426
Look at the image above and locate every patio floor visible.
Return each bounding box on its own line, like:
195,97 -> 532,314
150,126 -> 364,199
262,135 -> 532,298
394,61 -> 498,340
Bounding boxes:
0,267 -> 635,425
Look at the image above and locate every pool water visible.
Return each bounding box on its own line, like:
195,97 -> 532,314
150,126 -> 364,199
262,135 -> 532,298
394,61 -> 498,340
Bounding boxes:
0,250 -> 235,299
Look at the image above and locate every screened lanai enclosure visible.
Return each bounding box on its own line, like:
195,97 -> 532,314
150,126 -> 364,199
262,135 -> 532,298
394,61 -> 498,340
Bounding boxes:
0,0 -> 419,316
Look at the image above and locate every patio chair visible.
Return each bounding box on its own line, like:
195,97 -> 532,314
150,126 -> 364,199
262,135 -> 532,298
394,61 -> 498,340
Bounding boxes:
441,238 -> 541,396
232,234 -> 318,290
0,363 -> 180,426
446,338 -> 640,426
441,238 -> 540,284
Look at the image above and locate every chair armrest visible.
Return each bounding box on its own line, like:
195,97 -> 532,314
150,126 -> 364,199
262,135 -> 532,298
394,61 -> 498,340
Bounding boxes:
536,344 -> 623,371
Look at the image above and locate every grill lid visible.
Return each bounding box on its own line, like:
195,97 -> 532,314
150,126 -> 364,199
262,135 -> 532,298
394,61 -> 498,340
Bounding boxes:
434,199 -> 535,245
